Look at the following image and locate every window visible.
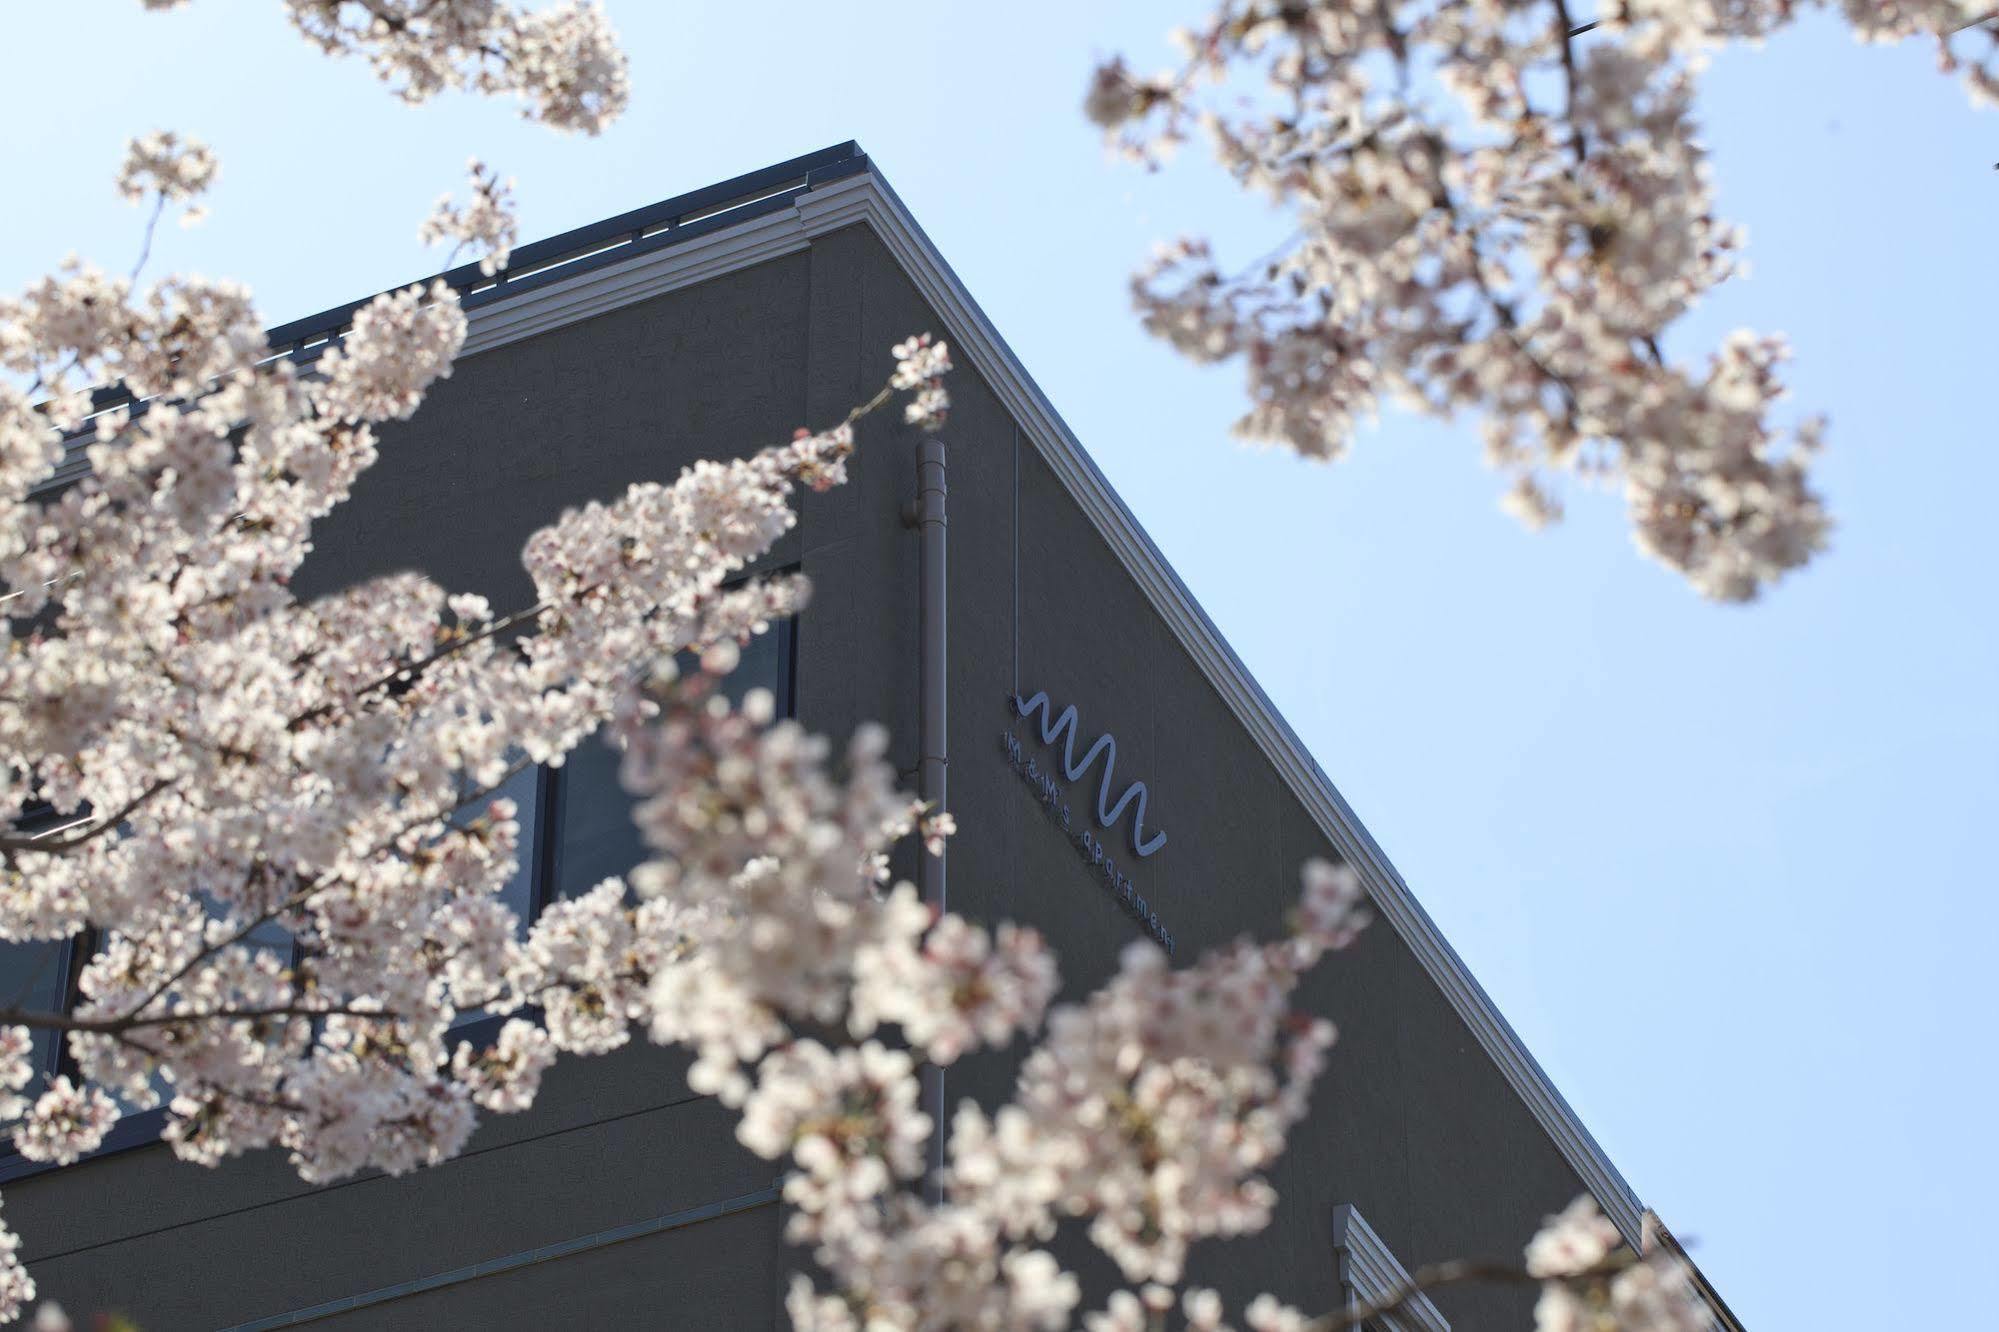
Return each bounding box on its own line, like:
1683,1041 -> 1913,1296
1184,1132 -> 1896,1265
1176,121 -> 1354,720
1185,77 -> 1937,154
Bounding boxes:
551,619 -> 793,899
0,939 -> 71,1100
549,737 -> 645,902
1,803 -> 88,1106
451,761 -> 545,935
1331,1204 -> 1450,1332
445,761 -> 547,1029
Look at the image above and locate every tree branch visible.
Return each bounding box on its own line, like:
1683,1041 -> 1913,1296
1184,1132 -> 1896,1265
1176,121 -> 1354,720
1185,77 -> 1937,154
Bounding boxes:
0,1001 -> 392,1035
128,192 -> 168,286
1551,0 -> 1590,165
288,598 -> 550,731
1305,1249 -> 1641,1331
119,756 -> 537,1023
0,779 -> 171,856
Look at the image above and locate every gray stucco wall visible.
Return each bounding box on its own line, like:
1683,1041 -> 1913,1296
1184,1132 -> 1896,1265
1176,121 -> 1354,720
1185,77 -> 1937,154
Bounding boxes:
8,219 -> 1593,1329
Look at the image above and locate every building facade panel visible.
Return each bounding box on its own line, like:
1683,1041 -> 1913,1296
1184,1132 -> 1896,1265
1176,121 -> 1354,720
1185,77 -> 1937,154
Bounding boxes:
15,1044 -> 775,1327
305,1200 -> 785,1331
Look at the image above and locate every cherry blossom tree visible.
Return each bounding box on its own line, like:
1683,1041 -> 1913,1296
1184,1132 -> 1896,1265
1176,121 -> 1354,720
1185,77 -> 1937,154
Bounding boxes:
0,3 -> 1719,1329
1087,1 -> 1997,601
146,0 -> 631,133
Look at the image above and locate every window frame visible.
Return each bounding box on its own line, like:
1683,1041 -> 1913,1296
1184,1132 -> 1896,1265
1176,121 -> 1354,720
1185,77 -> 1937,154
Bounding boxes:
1331,1203 -> 1451,1332
545,611 -> 795,903
0,934 -> 78,1092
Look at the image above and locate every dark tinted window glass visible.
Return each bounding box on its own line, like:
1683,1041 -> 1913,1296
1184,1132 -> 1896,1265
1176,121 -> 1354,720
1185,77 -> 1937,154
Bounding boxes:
0,939 -> 68,1098
551,738 -> 645,901
453,763 -> 542,934
554,622 -> 791,898
449,763 -> 542,1029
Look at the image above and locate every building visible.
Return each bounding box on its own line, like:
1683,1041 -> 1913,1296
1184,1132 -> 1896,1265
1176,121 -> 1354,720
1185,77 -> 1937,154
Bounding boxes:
2,143 -> 1736,1331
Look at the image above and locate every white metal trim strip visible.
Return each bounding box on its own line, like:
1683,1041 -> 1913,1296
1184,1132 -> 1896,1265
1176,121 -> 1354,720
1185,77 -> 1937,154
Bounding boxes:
219,1182 -> 782,1329
1333,1203 -> 1451,1332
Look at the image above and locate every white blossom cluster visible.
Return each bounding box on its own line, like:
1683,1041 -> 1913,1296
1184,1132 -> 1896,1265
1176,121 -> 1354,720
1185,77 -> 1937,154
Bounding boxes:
420,158 -> 519,275
0,1200 -> 23,1328
892,331 -> 954,431
754,841 -> 1376,1328
1527,1197 -> 1709,1332
1092,0 -> 1997,600
114,131 -> 218,227
279,0 -> 630,132
0,347 -> 909,1313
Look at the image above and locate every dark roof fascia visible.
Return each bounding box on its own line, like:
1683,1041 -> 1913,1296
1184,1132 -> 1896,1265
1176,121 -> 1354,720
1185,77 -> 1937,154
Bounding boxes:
73,140 -> 870,419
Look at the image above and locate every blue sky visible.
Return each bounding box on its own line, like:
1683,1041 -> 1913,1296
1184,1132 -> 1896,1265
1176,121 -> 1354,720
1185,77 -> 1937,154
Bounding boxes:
3,3 -> 1992,1326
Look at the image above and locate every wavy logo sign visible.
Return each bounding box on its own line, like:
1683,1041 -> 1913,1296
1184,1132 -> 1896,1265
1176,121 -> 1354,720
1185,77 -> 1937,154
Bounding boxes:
1001,688 -> 1173,952
1008,690 -> 1167,858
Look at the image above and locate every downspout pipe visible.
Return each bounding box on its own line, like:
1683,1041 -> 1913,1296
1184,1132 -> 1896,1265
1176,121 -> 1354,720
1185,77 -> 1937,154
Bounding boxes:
913,435 -> 948,915
905,434 -> 948,1193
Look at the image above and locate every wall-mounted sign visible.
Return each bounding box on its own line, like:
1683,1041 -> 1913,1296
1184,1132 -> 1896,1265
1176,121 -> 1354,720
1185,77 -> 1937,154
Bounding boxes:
1002,689 -> 1173,955
1007,690 -> 1166,857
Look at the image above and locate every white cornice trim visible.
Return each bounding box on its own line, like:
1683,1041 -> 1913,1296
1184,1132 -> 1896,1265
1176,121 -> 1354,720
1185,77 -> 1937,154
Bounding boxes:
1333,1204 -> 1451,1332
457,209 -> 814,359
792,172 -> 1649,1245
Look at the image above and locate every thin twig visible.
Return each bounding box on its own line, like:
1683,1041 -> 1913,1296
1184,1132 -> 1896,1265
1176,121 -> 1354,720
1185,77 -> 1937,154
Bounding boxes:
128,193 -> 168,287
0,1001 -> 391,1035
1305,1250 -> 1640,1331
1552,0 -> 1590,164
289,598 -> 551,730
0,779 -> 171,856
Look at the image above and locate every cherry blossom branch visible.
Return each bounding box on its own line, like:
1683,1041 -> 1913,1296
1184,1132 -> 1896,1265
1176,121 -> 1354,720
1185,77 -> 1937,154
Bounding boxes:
0,1002 -> 392,1035
0,780 -> 171,856
445,964 -> 650,1020
287,599 -> 551,730
1432,180 -> 1586,426
1302,1250 -> 1640,1332
128,194 -> 168,286
1093,0 -> 1993,598
1551,0 -> 1590,163
293,373 -> 911,731
274,0 -> 632,134
116,757 -> 538,1023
